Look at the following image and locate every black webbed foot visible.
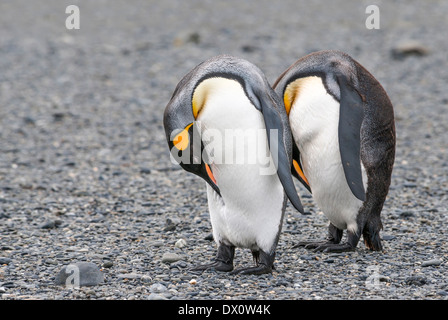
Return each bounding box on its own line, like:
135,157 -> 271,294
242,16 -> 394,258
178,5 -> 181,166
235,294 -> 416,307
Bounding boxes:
293,223 -> 343,250
190,242 -> 235,273
190,260 -> 233,272
230,249 -> 275,275
293,240 -> 333,249
230,264 -> 272,275
312,242 -> 356,253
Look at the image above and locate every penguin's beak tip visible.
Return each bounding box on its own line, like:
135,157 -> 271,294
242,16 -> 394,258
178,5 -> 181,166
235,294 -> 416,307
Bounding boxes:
205,163 -> 217,185
205,163 -> 220,196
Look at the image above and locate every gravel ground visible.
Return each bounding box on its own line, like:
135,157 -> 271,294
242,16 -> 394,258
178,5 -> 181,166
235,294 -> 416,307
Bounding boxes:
0,0 -> 447,301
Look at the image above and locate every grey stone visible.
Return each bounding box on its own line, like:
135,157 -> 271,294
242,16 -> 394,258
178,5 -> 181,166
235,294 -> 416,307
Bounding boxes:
405,276 -> 427,286
149,283 -> 167,292
117,273 -> 141,280
0,257 -> 12,265
399,211 -> 415,218
40,220 -> 56,229
175,238 -> 187,248
170,260 -> 187,269
162,252 -> 182,264
0,282 -> 15,288
421,259 -> 442,267
54,262 -> 104,287
44,259 -> 58,265
391,40 -> 429,60
148,293 -> 169,300
139,167 -> 152,174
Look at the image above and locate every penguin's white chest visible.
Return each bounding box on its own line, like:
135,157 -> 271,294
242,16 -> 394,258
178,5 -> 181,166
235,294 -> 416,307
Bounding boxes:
195,78 -> 284,252
288,76 -> 365,232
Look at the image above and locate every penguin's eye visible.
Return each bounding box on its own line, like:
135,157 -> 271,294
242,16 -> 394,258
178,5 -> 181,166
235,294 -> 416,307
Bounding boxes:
173,123 -> 193,151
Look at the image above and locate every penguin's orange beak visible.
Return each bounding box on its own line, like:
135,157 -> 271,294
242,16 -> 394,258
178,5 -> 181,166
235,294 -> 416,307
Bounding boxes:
205,163 -> 217,185
293,159 -> 310,188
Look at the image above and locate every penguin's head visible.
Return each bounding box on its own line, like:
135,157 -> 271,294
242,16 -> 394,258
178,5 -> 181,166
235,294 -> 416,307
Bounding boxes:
163,81 -> 220,196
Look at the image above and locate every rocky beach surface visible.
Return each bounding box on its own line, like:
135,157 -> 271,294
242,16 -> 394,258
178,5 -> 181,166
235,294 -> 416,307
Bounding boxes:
0,0 -> 447,300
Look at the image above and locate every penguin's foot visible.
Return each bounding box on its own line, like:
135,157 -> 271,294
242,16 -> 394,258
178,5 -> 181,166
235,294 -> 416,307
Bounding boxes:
230,250 -> 274,275
294,240 -> 356,252
311,242 -> 356,253
190,243 -> 235,273
293,238 -> 358,252
316,227 -> 361,252
190,260 -> 233,273
230,264 -> 272,275
294,223 -> 343,249
293,240 -> 334,250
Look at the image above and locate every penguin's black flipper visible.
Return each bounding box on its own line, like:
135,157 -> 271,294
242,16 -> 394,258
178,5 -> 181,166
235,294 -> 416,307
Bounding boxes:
337,74 -> 366,202
258,90 -> 306,215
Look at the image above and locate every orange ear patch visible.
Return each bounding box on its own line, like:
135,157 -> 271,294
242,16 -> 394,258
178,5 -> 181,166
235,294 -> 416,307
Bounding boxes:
283,88 -> 294,115
283,76 -> 320,115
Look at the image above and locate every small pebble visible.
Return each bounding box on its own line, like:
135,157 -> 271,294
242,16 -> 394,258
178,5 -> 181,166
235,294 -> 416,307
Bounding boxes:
54,262 -> 104,287
421,259 -> 442,267
405,276 -> 427,286
175,239 -> 187,248
39,220 -> 56,229
148,293 -> 168,300
117,273 -> 141,280
149,283 -> 167,292
161,252 -> 182,264
391,40 -> 429,60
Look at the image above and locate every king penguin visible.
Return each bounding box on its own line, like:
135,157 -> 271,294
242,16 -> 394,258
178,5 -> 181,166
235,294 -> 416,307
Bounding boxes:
163,55 -> 306,274
273,50 -> 395,252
